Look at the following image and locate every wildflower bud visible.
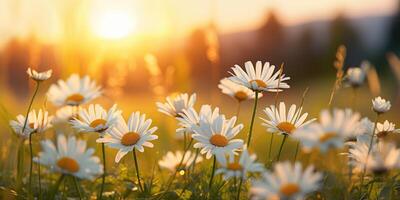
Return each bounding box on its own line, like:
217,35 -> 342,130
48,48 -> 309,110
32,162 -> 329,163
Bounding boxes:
372,96 -> 391,114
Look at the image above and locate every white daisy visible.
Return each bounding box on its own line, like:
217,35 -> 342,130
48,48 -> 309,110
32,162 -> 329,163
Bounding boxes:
376,120 -> 399,138
218,78 -> 262,102
156,93 -> 196,117
192,108 -> 244,160
261,102 -> 315,135
158,151 -> 203,173
215,146 -> 264,180
228,61 -> 290,92
349,142 -> 400,175
293,109 -> 361,153
70,104 -> 121,134
47,74 -> 102,106
96,112 -> 158,163
176,105 -> 217,137
10,109 -> 53,138
53,106 -> 81,124
26,68 -> 52,81
35,134 -> 103,180
344,61 -> 369,87
250,161 -> 322,200
372,96 -> 391,114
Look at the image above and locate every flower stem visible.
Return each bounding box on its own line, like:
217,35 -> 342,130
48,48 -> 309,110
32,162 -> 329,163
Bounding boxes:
267,133 -> 274,165
38,159 -> 41,199
276,135 -> 288,161
28,133 -> 34,198
49,174 -> 65,200
235,178 -> 243,200
133,149 -> 144,192
246,91 -> 259,147
208,156 -> 217,189
99,142 -> 106,199
72,176 -> 83,200
16,138 -> 25,192
293,141 -> 300,161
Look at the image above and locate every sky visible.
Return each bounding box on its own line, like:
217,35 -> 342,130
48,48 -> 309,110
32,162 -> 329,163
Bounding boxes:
0,0 -> 398,45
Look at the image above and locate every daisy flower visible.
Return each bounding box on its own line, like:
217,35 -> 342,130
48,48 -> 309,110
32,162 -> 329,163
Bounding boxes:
261,102 -> 315,135
228,61 -> 290,92
372,96 -> 391,114
70,104 -> 121,134
10,109 -> 53,138
293,109 -> 361,153
218,78 -> 262,102
250,162 -> 322,200
192,108 -> 244,160
344,61 -> 369,88
215,146 -> 264,180
376,120 -> 399,138
175,105 -> 218,137
156,93 -> 196,117
96,112 -> 158,163
47,74 -> 102,106
35,134 -> 103,180
53,106 -> 81,124
158,151 -> 203,173
27,68 -> 52,81
349,142 -> 400,175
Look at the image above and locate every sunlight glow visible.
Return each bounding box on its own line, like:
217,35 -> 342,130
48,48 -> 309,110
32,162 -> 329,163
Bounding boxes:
92,11 -> 135,39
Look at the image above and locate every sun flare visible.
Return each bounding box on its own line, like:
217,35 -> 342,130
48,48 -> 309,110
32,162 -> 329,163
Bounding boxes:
92,11 -> 135,39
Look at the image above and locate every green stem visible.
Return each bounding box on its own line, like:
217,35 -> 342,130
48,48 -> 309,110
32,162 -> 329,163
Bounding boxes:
22,82 -> 40,133
133,149 -> 144,192
360,114 -> 379,187
49,174 -> 65,200
72,176 -> 83,200
99,142 -> 106,199
208,156 -> 217,189
191,148 -> 200,173
16,138 -> 25,192
276,135 -> 288,161
294,141 -> 300,161
235,178 -> 243,200
246,91 -> 259,147
38,158 -> 41,199
28,133 -> 34,198
267,133 -> 274,165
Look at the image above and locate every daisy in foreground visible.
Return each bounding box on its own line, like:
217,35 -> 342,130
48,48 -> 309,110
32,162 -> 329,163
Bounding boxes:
293,109 -> 361,153
10,109 -> 53,138
216,147 -> 264,180
349,142 -> 400,175
218,78 -> 262,102
192,109 -> 244,160
35,134 -> 103,179
158,151 -> 203,174
261,102 -> 315,135
71,104 -> 121,134
228,61 -> 290,92
250,162 -> 322,200
97,112 -> 158,162
47,74 -> 102,106
156,93 -> 196,117
176,105 -> 218,138
27,68 -> 52,82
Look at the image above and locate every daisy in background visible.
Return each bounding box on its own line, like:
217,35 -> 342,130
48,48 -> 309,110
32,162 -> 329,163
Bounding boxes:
372,96 -> 391,114
192,109 -> 244,160
53,106 -> 81,124
27,68 -> 52,82
344,61 -> 370,88
158,151 -> 203,174
156,93 -> 196,117
215,146 -> 264,180
35,134 -> 103,179
261,102 -> 315,136
70,104 -> 121,135
97,112 -> 158,162
175,105 -> 217,138
228,61 -> 290,92
47,74 -> 102,107
10,109 -> 53,138
293,109 -> 361,153
349,142 -> 400,175
250,161 -> 322,200
376,120 -> 399,139
218,78 -> 262,102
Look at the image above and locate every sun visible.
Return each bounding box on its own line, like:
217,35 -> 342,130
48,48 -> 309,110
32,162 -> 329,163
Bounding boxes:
92,11 -> 135,39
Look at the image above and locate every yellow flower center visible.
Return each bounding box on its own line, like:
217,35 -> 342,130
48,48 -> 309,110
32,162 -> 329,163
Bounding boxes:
249,79 -> 267,88
277,122 -> 296,134
280,183 -> 300,196
57,157 -> 80,173
66,93 -> 84,104
90,119 -> 107,128
209,134 -> 229,147
227,162 -> 242,171
121,132 -> 141,146
319,132 -> 337,142
234,91 -> 248,101
28,123 -> 35,129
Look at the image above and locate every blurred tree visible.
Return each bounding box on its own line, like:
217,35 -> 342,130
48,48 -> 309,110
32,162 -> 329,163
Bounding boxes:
387,0 -> 400,54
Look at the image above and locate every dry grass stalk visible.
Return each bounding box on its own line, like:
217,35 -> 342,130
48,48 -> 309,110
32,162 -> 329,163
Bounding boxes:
328,45 -> 346,107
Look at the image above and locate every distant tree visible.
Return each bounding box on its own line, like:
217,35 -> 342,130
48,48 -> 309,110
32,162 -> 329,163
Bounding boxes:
388,1 -> 400,54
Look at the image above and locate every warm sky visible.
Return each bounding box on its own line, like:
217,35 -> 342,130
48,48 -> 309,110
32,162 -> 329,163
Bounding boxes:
0,0 -> 398,44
